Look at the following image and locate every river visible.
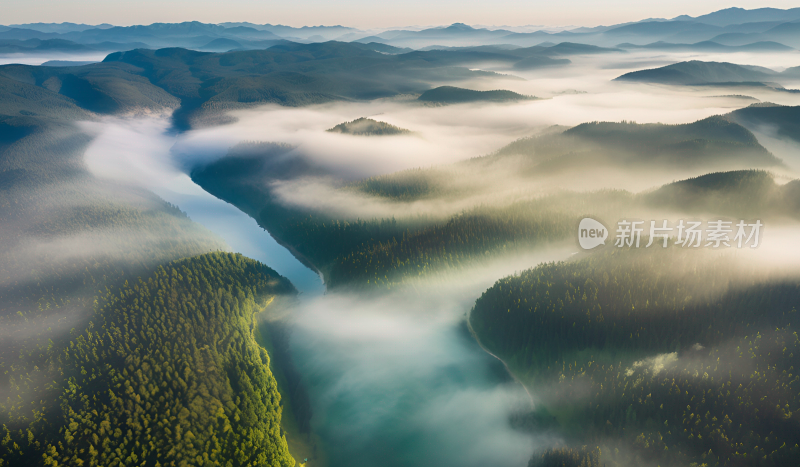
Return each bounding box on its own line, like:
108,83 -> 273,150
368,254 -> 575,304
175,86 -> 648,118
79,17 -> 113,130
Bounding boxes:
82,115 -> 572,467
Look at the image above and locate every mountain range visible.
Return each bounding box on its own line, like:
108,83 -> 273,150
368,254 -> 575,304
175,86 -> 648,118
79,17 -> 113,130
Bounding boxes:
0,41 -> 543,131
5,7 -> 800,56
615,60 -> 800,92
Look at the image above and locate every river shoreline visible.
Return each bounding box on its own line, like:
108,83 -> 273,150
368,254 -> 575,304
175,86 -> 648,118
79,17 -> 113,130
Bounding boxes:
85,115 -> 555,467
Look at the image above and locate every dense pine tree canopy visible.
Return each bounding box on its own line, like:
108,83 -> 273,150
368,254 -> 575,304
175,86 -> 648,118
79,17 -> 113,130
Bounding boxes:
2,253 -> 296,467
0,60 -> 300,466
4,17 -> 800,466
471,246 -> 800,467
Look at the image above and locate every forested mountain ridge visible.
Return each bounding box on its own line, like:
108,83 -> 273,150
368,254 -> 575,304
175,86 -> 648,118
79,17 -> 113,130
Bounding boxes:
0,43 -> 304,467
615,60 -> 779,85
190,112 -> 791,292
0,141 -> 303,466
0,42 -> 518,129
725,102 -> 800,144
1,252 -> 297,467
327,117 -> 411,135
0,62 -> 179,115
642,169 -> 800,218
418,85 -> 536,104
490,115 -> 782,172
614,60 -> 800,93
98,43 -> 522,128
471,246 -> 800,466
337,116 -> 782,206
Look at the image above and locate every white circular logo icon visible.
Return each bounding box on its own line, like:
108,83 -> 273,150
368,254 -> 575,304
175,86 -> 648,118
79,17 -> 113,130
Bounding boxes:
578,218 -> 608,249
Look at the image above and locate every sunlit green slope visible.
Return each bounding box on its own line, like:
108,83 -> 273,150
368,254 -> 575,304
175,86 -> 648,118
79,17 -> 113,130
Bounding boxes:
471,246 -> 800,467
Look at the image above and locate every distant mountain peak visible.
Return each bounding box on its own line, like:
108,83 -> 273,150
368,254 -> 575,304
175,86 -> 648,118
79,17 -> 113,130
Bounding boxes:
446,23 -> 474,31
674,6 -> 800,27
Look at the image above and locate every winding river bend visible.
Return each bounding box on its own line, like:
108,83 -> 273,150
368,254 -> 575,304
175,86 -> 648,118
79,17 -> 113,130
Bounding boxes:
84,116 -> 570,467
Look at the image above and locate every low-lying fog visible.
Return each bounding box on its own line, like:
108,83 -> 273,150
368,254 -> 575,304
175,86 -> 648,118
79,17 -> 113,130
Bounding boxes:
171,48 -> 800,213
72,45 -> 800,466
290,247 -> 573,467
175,89 -> 745,178
81,117 -> 324,293
0,53 -> 106,66
81,114 -> 578,466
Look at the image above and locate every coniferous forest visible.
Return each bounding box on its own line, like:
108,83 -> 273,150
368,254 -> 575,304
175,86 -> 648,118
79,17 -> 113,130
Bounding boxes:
472,246 -> 800,466
5,6 -> 800,467
1,50 -> 300,466
2,252 -> 296,467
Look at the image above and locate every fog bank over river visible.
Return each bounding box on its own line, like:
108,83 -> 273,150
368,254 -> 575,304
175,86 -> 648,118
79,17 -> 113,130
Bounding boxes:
82,116 -> 324,294
290,246 -> 573,467
81,115 -> 573,466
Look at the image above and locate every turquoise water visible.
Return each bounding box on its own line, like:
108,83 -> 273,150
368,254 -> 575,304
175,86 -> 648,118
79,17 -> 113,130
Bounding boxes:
153,174 -> 326,296
85,116 -> 566,467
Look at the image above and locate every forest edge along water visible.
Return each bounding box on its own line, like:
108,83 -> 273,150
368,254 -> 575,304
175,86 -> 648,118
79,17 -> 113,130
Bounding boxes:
81,115 -> 572,467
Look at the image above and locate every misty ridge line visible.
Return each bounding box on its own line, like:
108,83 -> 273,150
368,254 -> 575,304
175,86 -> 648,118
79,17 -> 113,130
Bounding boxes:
1,49 -> 792,292
171,51 -> 800,467
188,108 -> 800,295
4,7 -> 800,466
7,6 -> 800,45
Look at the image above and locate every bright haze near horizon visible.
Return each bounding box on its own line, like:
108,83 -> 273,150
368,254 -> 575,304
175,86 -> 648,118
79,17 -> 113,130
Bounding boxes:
4,1 -> 800,28
5,2 -> 800,467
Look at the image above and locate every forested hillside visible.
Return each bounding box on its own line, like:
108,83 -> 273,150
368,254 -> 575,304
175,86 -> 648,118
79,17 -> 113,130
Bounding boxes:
191,113 -> 790,292
340,116 -> 781,205
1,51 -> 302,467
491,116 -> 781,172
417,85 -> 536,104
0,252 -> 296,467
614,60 -> 778,85
726,102 -> 800,143
0,42 -> 517,130
259,191 -> 632,288
0,62 -> 179,114
642,169 -> 800,218
471,246 -> 800,466
326,117 -> 410,135
193,143 -> 640,289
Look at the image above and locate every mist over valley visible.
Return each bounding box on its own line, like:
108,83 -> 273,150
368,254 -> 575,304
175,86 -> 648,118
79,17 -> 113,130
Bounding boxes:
3,5 -> 800,467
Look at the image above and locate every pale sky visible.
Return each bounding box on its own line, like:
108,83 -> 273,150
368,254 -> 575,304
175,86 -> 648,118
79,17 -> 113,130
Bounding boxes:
4,1 -> 800,29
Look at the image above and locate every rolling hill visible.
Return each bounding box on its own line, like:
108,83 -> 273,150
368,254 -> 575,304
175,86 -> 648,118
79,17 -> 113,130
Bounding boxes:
327,117 -> 411,135
0,37 -> 148,54
418,85 -> 536,104
390,42 -> 619,70
471,245 -> 800,467
707,21 -> 800,48
617,40 -> 793,52
199,37 -> 244,51
642,169 -> 799,218
7,22 -> 114,33
726,102 -> 800,144
0,61 -> 180,114
0,42 -> 521,130
676,6 -> 800,26
492,115 -> 782,171
0,34 -> 306,467
615,60 -> 778,85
